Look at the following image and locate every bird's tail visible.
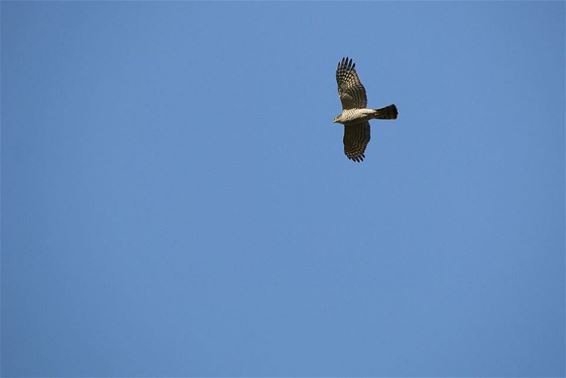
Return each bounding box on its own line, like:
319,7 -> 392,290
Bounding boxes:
372,104 -> 398,120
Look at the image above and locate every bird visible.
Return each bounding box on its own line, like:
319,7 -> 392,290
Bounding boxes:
333,57 -> 398,162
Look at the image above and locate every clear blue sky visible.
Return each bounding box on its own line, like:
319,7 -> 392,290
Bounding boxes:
1,2 -> 564,377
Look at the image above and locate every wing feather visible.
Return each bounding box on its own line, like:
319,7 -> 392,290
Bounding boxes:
336,57 -> 367,110
343,122 -> 371,162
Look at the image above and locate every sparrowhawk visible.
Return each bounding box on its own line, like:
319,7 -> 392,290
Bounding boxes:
333,57 -> 398,162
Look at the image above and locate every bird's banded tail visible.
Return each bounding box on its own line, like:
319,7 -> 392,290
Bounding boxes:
372,104 -> 398,120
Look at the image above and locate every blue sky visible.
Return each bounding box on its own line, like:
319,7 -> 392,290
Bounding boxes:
1,1 -> 564,377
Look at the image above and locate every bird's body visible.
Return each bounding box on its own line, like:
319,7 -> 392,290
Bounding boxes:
334,57 -> 398,162
334,108 -> 376,124
334,107 -> 398,124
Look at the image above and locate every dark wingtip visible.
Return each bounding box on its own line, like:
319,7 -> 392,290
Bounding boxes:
338,57 -> 355,71
339,56 -> 355,68
347,154 -> 365,163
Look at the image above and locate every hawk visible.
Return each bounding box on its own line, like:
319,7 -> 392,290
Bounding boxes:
333,57 -> 398,162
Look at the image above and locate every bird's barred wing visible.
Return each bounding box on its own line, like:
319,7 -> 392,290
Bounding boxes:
336,57 -> 367,110
343,122 -> 370,162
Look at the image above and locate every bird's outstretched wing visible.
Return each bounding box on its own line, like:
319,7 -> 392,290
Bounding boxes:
343,122 -> 370,162
336,57 -> 367,110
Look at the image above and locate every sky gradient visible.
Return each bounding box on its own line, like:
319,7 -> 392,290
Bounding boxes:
1,2 -> 565,376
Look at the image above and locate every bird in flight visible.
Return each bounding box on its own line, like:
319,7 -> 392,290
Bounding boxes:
333,57 -> 398,162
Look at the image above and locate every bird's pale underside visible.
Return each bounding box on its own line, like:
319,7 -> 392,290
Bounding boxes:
334,57 -> 398,162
